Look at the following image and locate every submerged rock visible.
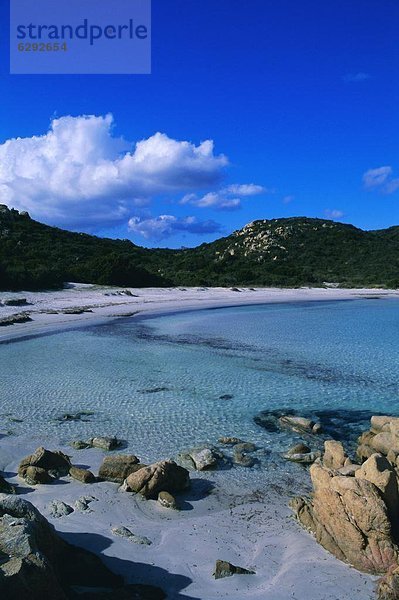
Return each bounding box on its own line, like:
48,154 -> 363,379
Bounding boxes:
189,448 -> 217,471
124,460 -> 190,499
74,496 -> 98,513
98,454 -> 143,483
283,450 -> 321,464
279,415 -> 322,435
218,437 -> 242,445
233,451 -> 255,468
56,411 -> 94,423
213,560 -> 255,579
219,394 -> 234,400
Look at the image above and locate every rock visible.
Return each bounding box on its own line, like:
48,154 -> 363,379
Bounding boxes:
189,448 -> 217,470
25,466 -> 53,485
372,416 -> 395,434
218,437 -> 242,445
111,526 -> 152,546
74,496 -> 97,513
219,394 -> 234,400
283,451 -> 321,464
0,474 -> 15,495
337,464 -> 361,476
19,447 -> 71,478
0,313 -> 32,327
124,461 -> 190,499
56,411 -> 94,423
377,564 -> 399,600
91,436 -> 121,451
278,415 -> 321,434
233,451 -> 255,467
98,454 -> 142,483
372,433 -> 399,457
291,461 -> 399,574
213,560 -> 255,579
69,466 -> 96,484
48,500 -> 74,518
0,496 -> 127,598
158,491 -> 177,509
323,440 -> 348,470
234,442 -> 256,453
285,443 -> 311,456
357,430 -> 377,462
70,440 -> 92,450
3,298 -> 29,307
355,454 -> 399,531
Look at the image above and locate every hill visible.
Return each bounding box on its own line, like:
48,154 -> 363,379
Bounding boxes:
0,206 -> 398,290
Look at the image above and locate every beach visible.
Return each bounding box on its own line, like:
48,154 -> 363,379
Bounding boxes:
1,285 -> 398,599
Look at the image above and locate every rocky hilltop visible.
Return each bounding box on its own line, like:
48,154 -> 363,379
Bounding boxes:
1,205 -> 398,290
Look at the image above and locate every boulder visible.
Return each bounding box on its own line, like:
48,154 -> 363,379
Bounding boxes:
91,436 -> 120,451
69,466 -> 96,484
357,430 -> 377,462
158,491 -> 177,509
25,466 -> 53,485
377,564 -> 399,600
98,454 -> 143,483
124,461 -> 190,499
323,440 -> 348,470
355,454 -> 399,532
0,496 -> 129,599
0,474 -> 15,495
213,560 -> 255,579
337,464 -> 361,476
19,447 -> 71,479
189,448 -> 217,471
291,460 -> 399,574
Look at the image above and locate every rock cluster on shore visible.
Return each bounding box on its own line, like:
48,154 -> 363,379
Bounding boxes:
290,415 -> 399,599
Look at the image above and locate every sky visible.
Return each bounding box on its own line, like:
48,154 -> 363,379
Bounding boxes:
0,0 -> 398,248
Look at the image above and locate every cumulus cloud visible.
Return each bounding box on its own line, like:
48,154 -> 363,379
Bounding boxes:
0,114 -> 228,229
343,72 -> 371,83
180,183 -> 265,211
363,166 -> 399,194
128,215 -> 221,241
325,209 -> 344,219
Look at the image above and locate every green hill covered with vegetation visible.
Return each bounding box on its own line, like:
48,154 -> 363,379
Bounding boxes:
0,205 -> 398,290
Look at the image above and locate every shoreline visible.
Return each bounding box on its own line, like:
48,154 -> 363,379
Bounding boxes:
0,284 -> 395,598
1,284 -> 398,344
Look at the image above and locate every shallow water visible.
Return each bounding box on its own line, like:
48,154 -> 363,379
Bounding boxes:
1,298 -> 399,492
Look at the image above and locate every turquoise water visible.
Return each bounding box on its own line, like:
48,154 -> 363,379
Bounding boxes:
1,298 -> 399,490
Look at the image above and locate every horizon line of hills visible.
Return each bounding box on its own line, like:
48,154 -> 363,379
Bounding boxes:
0,204 -> 398,291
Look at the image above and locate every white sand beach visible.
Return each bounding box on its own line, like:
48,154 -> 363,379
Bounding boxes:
1,285 -> 397,599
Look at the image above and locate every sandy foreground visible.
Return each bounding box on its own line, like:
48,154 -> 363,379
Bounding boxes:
1,285 -> 398,599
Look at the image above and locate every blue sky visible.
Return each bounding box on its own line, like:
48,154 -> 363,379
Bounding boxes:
0,0 -> 398,247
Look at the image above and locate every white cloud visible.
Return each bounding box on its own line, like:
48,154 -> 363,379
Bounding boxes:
128,215 -> 221,240
363,166 -> 399,194
343,72 -> 371,83
180,183 -> 265,211
282,195 -> 294,204
0,114 -> 228,229
325,209 -> 344,219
